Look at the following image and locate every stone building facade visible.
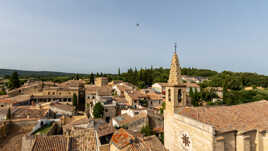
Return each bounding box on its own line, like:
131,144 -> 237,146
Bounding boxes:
95,77 -> 108,87
6,80 -> 85,108
164,49 -> 268,151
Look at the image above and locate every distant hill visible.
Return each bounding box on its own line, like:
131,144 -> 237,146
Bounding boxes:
0,69 -> 76,78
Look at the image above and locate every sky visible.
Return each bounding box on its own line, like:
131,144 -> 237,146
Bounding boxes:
0,0 -> 268,74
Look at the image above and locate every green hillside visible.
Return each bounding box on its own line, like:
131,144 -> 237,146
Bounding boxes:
0,69 -> 75,78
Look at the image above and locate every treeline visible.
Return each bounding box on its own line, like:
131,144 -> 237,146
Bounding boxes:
3,67 -> 268,91
199,70 -> 268,106
0,69 -> 74,78
223,89 -> 268,105
105,67 -> 217,88
111,67 -> 169,88
201,71 -> 268,90
181,68 -> 217,77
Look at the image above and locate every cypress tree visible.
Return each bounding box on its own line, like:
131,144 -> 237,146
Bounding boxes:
8,72 -> 20,89
118,68 -> 121,76
90,73 -> 95,84
72,93 -> 78,109
7,107 -> 11,120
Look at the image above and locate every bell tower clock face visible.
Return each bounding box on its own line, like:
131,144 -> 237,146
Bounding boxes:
179,131 -> 192,151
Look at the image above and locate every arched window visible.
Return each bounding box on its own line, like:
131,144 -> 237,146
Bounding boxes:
168,89 -> 171,101
178,89 -> 182,103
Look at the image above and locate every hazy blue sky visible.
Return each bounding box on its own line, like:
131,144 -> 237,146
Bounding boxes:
1,1 -> 268,74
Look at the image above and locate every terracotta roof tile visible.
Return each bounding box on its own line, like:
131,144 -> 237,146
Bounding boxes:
11,106 -> 48,120
177,100 -> 268,133
93,119 -> 115,137
50,102 -> 73,112
32,135 -> 68,151
147,92 -> 162,100
69,128 -> 98,151
111,128 -> 165,151
113,112 -> 147,127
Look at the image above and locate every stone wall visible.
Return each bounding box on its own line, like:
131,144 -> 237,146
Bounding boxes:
259,131 -> 268,151
164,112 -> 215,151
215,129 -> 268,151
95,77 -> 108,87
216,132 -> 236,151
127,117 -> 148,132
147,109 -> 163,129
11,119 -> 38,127
21,136 -> 36,151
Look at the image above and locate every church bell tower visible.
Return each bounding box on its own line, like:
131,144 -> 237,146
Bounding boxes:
165,43 -> 188,114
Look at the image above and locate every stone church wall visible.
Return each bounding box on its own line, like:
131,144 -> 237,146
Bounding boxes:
164,112 -> 215,151
259,131 -> 268,151
217,132 -> 236,151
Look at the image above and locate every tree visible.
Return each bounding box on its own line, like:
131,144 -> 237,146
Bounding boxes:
160,102 -> 166,114
0,87 -> 6,95
8,72 -> 21,89
189,87 -> 194,98
93,102 -> 104,118
118,68 -> 121,76
72,93 -> 78,109
141,125 -> 153,136
191,89 -> 201,106
7,107 -> 11,120
90,73 -> 95,84
139,99 -> 148,107
73,74 -> 80,80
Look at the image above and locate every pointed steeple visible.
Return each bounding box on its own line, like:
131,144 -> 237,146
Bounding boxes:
168,43 -> 183,85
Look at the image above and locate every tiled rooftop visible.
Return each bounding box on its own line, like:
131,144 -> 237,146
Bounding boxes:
85,85 -> 100,94
185,82 -> 200,88
63,116 -> 89,130
177,100 -> 268,133
50,102 -> 73,112
147,92 -> 162,100
111,128 -> 165,151
114,85 -> 132,93
93,119 -> 115,137
32,135 -> 68,151
126,90 -> 147,100
113,97 -> 129,105
12,106 -> 48,119
10,95 -> 31,103
143,135 -> 166,151
69,128 -> 98,151
85,85 -> 112,96
96,87 -> 113,96
113,112 -> 147,126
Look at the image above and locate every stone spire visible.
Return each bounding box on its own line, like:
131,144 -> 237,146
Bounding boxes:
168,44 -> 183,85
